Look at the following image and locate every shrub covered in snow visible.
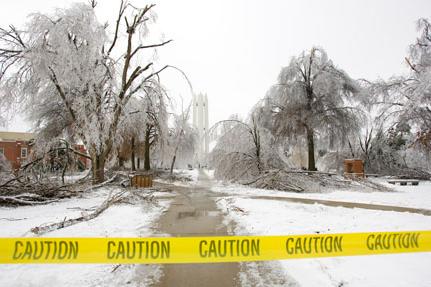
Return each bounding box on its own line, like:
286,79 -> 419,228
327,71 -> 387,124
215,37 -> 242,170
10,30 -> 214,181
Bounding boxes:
0,153 -> 11,172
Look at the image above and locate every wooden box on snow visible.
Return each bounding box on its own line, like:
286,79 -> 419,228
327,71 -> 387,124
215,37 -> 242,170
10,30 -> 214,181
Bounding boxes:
131,173 -> 153,188
344,159 -> 364,178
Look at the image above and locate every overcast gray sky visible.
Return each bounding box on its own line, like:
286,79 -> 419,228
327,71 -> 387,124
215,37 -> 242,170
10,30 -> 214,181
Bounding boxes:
1,0 -> 430,131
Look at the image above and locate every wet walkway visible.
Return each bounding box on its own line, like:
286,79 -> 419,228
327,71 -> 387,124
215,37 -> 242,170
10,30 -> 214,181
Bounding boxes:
154,171 -> 240,287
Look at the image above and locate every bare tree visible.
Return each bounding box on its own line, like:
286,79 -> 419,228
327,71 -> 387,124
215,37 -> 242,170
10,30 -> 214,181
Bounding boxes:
263,47 -> 361,171
0,1 -> 171,183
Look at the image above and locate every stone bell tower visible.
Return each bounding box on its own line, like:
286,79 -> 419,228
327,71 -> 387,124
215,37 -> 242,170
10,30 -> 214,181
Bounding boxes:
193,93 -> 209,167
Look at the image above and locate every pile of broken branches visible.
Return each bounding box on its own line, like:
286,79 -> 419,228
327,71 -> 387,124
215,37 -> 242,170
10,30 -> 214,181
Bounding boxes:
0,171 -> 127,206
394,168 -> 431,180
0,175 -> 81,206
154,169 -> 194,183
240,169 -> 390,193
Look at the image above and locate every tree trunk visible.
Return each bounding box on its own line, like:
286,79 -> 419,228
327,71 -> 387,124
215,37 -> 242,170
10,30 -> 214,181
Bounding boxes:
170,154 -> 177,175
119,156 -> 124,168
92,153 -> 106,184
255,136 -> 262,173
170,143 -> 180,175
306,127 -> 317,171
61,160 -> 68,184
137,158 -> 140,169
131,136 -> 136,171
144,128 -> 151,171
144,143 -> 150,171
118,147 -> 124,168
252,120 -> 262,174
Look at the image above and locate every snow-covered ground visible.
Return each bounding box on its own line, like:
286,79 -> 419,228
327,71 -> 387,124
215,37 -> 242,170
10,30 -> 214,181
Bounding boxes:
215,181 -> 431,286
2,171 -> 430,286
0,186 -> 171,287
213,179 -> 431,210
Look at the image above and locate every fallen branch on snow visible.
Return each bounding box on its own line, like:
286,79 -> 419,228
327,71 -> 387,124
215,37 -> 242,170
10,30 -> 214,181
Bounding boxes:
31,190 -> 127,235
0,217 -> 28,221
30,187 -> 161,235
82,174 -> 119,192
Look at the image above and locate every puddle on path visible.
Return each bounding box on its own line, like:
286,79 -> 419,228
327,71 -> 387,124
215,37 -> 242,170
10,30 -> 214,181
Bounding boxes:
177,210 -> 219,219
153,172 -> 240,287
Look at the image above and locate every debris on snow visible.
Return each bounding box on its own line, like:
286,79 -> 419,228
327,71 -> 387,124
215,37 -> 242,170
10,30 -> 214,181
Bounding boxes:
239,169 -> 391,193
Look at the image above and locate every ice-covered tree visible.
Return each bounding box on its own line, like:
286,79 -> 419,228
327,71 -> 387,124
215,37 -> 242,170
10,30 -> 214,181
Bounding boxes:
0,1 -> 171,183
405,18 -> 431,131
209,112 -> 283,181
116,97 -> 149,170
141,86 -> 169,171
359,18 -> 431,175
263,47 -> 361,171
371,18 -> 431,150
167,103 -> 197,173
210,116 -> 259,181
113,83 -> 168,171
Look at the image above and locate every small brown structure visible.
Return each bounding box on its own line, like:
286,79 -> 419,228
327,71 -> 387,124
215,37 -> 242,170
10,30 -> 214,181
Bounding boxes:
344,159 -> 364,178
131,173 -> 153,188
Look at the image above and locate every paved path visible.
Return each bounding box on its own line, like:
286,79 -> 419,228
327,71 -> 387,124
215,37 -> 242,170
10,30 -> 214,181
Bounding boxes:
154,171 -> 240,287
154,193 -> 431,216
245,195 -> 431,216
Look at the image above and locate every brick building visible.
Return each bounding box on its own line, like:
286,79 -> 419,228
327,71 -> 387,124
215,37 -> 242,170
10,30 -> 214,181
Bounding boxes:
74,144 -> 90,170
0,131 -> 90,171
0,131 -> 35,170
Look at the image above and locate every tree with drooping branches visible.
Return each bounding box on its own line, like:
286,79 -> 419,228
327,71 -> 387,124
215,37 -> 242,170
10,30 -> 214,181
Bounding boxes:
263,47 -> 361,171
0,1 -> 171,183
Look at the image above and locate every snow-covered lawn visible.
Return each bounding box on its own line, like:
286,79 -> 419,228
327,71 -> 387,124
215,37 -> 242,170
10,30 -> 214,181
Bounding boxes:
0,187 -> 171,287
213,179 -> 431,210
216,184 -> 431,286
1,173 -> 429,286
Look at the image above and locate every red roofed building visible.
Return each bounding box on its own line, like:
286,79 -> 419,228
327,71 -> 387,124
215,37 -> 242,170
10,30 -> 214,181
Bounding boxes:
0,131 -> 34,170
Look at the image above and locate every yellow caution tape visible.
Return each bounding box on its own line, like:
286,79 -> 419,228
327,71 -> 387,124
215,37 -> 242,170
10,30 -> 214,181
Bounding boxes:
1,230 -> 430,264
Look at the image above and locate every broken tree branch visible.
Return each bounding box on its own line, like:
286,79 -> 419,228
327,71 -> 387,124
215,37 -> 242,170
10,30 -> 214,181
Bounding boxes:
31,190 -> 127,235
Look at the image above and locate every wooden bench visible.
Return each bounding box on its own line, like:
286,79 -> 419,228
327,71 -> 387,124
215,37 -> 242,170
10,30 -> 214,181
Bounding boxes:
387,179 -> 419,186
283,170 -> 337,176
365,174 -> 379,178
